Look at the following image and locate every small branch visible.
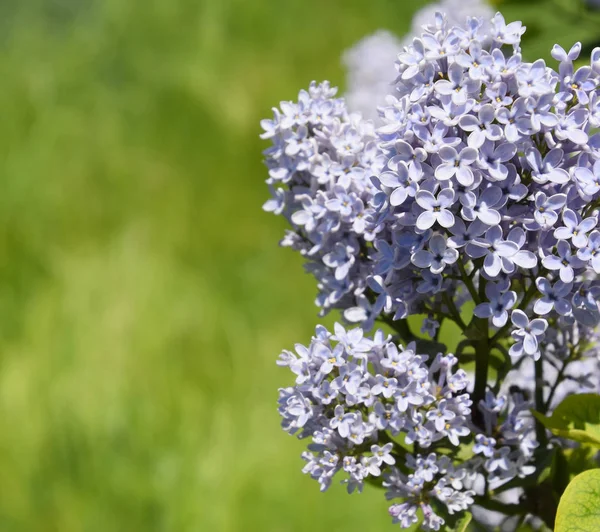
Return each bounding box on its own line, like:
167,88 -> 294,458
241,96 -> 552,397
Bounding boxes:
442,292 -> 467,331
457,260 -> 479,303
534,356 -> 548,447
544,369 -> 566,412
377,315 -> 416,345
472,317 -> 490,429
544,350 -> 579,411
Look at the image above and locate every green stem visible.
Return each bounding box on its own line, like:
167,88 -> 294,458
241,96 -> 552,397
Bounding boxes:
457,260 -> 479,303
491,343 -> 511,393
393,319 -> 416,343
544,344 -> 582,411
534,356 -> 548,447
377,315 -> 416,345
472,317 -> 490,429
442,292 -> 467,331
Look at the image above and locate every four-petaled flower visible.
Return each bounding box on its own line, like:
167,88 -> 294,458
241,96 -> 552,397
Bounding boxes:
534,278 -> 573,315
509,309 -> 548,359
554,209 -> 597,248
474,283 -> 517,327
411,234 -> 459,274
415,189 -> 456,229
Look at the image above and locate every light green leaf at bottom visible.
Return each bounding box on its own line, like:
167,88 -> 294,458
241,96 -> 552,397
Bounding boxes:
555,469 -> 600,532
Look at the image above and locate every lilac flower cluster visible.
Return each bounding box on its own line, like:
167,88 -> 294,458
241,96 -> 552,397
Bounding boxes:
371,13 -> 600,350
385,453 -> 475,530
277,324 -> 472,523
261,82 -> 384,317
262,9 -> 600,531
473,391 -> 537,486
263,16 -> 600,360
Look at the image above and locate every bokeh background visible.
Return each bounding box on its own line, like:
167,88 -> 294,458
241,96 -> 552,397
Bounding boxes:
0,0 -> 598,530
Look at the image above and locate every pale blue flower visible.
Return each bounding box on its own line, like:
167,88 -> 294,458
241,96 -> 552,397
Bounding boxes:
542,240 -> 585,283
435,145 -> 478,185
411,234 -> 459,274
554,209 -> 597,248
533,191 -> 567,228
534,278 -> 572,315
415,189 -> 456,229
473,283 -> 517,327
509,309 -> 547,359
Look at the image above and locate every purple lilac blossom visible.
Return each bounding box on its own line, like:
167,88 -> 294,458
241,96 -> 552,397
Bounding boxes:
263,9 -> 600,532
278,324 -> 472,528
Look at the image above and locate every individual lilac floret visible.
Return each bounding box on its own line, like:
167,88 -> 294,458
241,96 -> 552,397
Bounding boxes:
411,234 -> 458,274
534,278 -> 572,316
574,161 -> 600,200
525,148 -> 569,185
474,283 -> 517,327
578,230 -> 600,273
532,192 -> 567,228
508,310 -> 547,360
415,189 -> 456,229
436,145 -> 478,186
554,209 -> 597,248
541,240 -> 585,283
461,186 -> 503,227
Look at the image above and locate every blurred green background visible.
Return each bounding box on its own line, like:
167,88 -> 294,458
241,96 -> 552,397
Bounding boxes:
0,0 -> 598,530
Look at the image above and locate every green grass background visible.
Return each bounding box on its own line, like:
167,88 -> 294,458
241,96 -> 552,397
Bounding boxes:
0,0 -> 597,530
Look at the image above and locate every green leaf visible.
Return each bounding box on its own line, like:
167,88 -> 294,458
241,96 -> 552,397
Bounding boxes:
448,512 -> 472,532
517,523 -> 552,532
532,394 -> 600,447
564,446 -> 597,477
517,525 -> 546,532
555,469 -> 600,532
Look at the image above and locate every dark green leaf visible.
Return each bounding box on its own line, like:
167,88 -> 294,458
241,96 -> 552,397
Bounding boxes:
552,449 -> 570,497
